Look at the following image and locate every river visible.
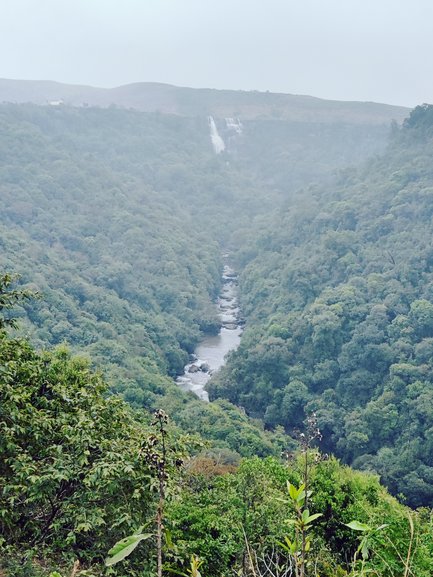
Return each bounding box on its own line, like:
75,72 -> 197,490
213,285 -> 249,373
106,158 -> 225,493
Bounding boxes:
176,263 -> 242,401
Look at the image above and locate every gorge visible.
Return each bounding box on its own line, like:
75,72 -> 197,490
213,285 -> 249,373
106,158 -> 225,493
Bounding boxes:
176,260 -> 242,401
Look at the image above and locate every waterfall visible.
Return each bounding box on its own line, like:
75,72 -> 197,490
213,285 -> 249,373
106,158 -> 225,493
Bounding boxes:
208,116 -> 225,154
225,117 -> 243,134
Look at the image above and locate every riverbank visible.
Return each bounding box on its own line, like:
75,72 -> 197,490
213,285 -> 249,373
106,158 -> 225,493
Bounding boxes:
176,263 -> 242,401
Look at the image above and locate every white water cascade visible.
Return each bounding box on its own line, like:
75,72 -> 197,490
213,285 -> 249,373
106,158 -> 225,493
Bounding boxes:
225,117 -> 243,134
208,116 -> 226,154
176,263 -> 242,401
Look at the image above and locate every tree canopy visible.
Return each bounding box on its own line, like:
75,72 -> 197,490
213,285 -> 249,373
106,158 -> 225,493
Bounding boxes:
209,105 -> 433,507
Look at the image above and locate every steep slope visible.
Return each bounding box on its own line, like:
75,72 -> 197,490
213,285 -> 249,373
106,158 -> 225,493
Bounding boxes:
0,104 -> 219,377
209,104 -> 433,506
1,79 -> 403,204
0,98 -> 402,460
2,318 -> 432,576
0,98 -> 414,460
0,103 -> 285,455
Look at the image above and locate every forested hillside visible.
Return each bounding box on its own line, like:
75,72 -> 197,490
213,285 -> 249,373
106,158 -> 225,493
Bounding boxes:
210,104 -> 433,507
1,278 -> 432,576
0,103 -> 289,456
0,101 -> 394,454
1,94 -> 433,576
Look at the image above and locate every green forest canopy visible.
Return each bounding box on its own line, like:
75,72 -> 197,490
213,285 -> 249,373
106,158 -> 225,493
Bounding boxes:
1,317 -> 432,576
2,98 -> 433,575
210,104 -> 433,507
2,102 -> 433,508
0,101 -> 392,458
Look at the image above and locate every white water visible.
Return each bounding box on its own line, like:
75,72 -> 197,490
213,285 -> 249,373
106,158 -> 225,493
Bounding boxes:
208,116 -> 226,154
176,265 -> 242,401
225,117 -> 243,134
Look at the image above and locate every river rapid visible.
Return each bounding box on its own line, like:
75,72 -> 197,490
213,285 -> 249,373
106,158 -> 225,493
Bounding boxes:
176,263 -> 242,401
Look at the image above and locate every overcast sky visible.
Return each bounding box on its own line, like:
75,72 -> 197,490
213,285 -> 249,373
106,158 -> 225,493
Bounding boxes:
1,0 -> 432,107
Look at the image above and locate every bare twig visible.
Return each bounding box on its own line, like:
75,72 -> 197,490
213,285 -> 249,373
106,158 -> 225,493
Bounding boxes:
404,512 -> 415,577
69,560 -> 80,577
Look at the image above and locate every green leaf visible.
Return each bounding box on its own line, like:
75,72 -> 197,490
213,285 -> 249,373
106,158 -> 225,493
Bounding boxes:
304,512 -> 323,525
374,523 -> 389,532
105,532 -> 153,566
277,536 -> 298,555
165,528 -> 175,550
288,481 -> 298,501
345,520 -> 371,532
296,489 -> 306,503
361,540 -> 370,560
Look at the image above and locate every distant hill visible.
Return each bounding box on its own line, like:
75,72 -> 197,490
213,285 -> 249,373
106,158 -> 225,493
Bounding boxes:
0,78 -> 409,124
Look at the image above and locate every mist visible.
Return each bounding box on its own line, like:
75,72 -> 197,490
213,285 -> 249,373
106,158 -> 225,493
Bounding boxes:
1,0 -> 433,106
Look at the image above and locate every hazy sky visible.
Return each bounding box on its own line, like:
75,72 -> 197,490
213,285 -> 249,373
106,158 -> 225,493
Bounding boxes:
2,0 -> 433,107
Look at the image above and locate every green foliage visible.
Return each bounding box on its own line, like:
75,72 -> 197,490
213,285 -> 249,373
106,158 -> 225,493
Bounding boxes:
0,332 -> 158,566
1,100 -> 433,577
0,272 -> 36,329
278,481 -> 322,576
0,103 -> 223,383
403,103 -> 433,136
344,520 -> 388,564
105,532 -> 153,567
164,454 -> 433,577
1,353 -> 431,577
167,556 -> 204,577
0,101 -> 398,465
0,102 -> 295,458
210,111 -> 433,506
164,456 -> 290,576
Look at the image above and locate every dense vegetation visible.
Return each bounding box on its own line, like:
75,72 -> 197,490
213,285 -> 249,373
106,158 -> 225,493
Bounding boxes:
0,102 -> 390,457
210,104 -> 433,507
1,308 -> 432,576
1,97 -> 433,575
0,103 -> 286,456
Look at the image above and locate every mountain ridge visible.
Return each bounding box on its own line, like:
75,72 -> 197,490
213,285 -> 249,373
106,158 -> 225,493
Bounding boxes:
0,77 -> 409,124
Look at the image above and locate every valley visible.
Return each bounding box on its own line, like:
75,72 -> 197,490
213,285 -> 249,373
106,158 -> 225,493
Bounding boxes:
1,87 -> 433,576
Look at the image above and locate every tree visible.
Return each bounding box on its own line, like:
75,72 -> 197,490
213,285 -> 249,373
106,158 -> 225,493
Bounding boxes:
0,272 -> 36,329
0,335 -> 155,564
